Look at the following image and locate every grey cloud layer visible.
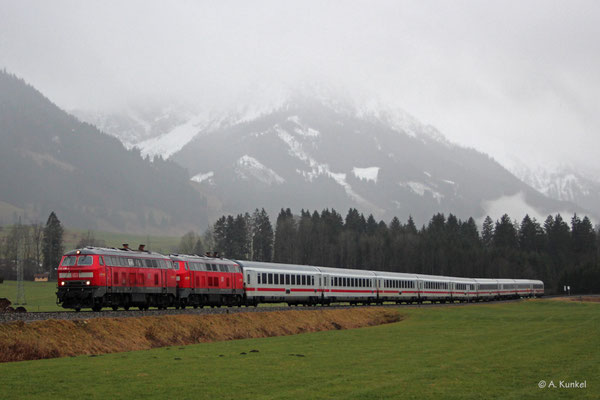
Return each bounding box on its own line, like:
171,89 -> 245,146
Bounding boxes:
1,0 -> 598,170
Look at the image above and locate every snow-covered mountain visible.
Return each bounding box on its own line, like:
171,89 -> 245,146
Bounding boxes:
510,162 -> 600,218
72,105 -> 194,150
164,95 -> 589,225
74,91 -> 594,225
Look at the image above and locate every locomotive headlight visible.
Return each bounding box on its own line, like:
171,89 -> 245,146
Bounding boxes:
85,280 -> 91,286
60,281 -> 65,286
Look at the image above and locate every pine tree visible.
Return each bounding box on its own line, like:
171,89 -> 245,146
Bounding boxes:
251,208 -> 273,262
518,215 -> 540,252
213,216 -> 228,254
481,216 -> 494,247
295,210 -> 313,264
230,214 -> 250,259
493,214 -> 518,249
42,212 -> 64,278
273,208 -> 296,263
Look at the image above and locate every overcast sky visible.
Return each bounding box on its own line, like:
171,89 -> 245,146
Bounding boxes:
1,0 -> 599,172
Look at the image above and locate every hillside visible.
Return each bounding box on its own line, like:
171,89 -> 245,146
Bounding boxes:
0,71 -> 208,234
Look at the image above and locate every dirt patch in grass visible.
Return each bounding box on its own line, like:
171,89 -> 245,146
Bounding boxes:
0,308 -> 402,363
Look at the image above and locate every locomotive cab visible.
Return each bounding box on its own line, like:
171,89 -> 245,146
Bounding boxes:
57,249 -> 106,311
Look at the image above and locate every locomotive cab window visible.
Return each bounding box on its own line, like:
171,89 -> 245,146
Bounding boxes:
61,256 -> 77,267
78,255 -> 93,266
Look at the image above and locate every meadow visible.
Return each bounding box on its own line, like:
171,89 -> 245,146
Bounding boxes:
0,280 -> 62,311
0,300 -> 597,399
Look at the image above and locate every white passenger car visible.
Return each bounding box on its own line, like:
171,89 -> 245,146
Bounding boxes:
237,261 -> 322,305
372,271 -> 419,303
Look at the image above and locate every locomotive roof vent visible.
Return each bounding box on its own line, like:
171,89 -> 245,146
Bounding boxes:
121,243 -> 130,251
138,244 -> 146,252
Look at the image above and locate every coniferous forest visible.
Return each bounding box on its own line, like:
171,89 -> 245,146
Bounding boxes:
206,208 -> 600,295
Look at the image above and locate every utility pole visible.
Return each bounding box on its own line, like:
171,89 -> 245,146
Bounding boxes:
15,217 -> 26,305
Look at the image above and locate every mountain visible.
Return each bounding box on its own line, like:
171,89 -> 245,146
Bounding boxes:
0,71 -> 208,234
510,162 -> 600,219
167,95 -> 590,225
71,105 -> 194,150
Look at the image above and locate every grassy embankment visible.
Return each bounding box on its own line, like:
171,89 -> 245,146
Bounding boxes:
0,300 -> 598,399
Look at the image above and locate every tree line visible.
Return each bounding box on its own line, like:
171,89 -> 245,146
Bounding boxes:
191,208 -> 599,295
0,212 -> 64,281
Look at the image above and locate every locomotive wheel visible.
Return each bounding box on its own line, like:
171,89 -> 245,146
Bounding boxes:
112,306 -> 118,311
92,305 -> 102,312
124,306 -> 130,311
75,307 -> 81,312
139,306 -> 144,311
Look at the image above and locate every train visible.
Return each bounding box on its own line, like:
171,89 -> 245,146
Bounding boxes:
56,245 -> 544,311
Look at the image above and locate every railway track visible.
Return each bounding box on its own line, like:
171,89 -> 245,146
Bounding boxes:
0,297 -> 531,324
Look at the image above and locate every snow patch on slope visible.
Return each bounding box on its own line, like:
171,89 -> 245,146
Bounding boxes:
235,155 -> 285,185
352,167 -> 380,183
399,181 -> 444,203
287,115 -> 320,137
136,113 -> 214,159
191,171 -> 214,184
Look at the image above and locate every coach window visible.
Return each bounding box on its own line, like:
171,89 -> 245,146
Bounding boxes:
262,273 -> 267,284
300,275 -> 305,285
257,274 -> 261,284
267,273 -> 273,284
291,275 -> 295,285
247,274 -> 251,284
285,274 -> 290,285
274,274 -> 279,285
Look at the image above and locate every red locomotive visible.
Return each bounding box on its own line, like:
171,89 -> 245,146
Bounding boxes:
170,253 -> 244,308
57,244 -> 177,311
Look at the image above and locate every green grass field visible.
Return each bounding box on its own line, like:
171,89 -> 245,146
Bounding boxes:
0,280 -> 62,311
0,300 -> 597,399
